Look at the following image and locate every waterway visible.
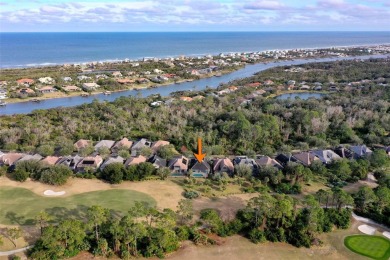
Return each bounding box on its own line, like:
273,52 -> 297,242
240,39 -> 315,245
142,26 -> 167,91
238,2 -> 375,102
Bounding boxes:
0,54 -> 387,115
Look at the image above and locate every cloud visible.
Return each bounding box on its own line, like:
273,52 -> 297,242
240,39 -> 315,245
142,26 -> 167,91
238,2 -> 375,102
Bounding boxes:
0,0 -> 389,31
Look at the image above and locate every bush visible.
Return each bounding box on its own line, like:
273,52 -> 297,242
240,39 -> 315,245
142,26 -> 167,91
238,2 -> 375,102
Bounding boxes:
248,229 -> 266,243
40,165 -> 72,185
183,190 -> 200,199
13,168 -> 29,182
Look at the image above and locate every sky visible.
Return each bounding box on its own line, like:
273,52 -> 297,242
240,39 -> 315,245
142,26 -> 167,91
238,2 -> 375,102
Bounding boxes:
0,0 -> 389,32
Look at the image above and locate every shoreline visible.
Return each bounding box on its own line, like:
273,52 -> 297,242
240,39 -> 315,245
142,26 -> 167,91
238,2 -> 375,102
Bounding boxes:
1,43 -> 389,70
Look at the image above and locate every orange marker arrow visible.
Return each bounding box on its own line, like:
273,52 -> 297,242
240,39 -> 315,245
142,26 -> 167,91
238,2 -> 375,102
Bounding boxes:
194,137 -> 206,163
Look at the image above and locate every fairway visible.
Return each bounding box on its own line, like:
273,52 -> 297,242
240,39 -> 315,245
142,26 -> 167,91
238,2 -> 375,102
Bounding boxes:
344,235 -> 390,260
0,187 -> 156,225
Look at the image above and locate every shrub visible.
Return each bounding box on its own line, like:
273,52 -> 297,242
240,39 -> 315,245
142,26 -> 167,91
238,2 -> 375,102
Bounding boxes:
248,229 -> 266,243
183,190 -> 200,199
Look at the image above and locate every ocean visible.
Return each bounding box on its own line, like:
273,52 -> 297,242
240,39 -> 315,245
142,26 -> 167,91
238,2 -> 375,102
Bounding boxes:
1,31 -> 390,68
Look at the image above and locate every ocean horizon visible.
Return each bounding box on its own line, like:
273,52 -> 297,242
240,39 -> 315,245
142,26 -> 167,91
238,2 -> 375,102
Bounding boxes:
1,31 -> 390,68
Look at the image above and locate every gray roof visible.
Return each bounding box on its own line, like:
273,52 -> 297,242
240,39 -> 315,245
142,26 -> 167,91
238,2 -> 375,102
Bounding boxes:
350,145 -> 372,157
17,154 -> 43,162
311,150 -> 341,164
100,156 -> 124,170
94,140 -> 116,150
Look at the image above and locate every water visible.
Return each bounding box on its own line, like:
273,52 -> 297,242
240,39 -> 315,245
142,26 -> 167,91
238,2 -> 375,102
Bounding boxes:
275,92 -> 325,100
1,32 -> 389,68
0,54 -> 387,116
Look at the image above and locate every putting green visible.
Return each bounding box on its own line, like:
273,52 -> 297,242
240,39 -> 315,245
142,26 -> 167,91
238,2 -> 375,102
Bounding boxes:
344,235 -> 390,260
0,187 -> 156,225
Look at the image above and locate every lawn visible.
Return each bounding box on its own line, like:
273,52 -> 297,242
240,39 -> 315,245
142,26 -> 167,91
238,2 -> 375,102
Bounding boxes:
0,187 -> 156,225
344,235 -> 390,260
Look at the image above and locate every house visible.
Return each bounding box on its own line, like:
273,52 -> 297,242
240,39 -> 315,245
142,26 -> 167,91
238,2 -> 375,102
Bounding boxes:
37,86 -> 56,94
292,152 -> 320,166
233,156 -> 258,171
63,85 -> 81,92
76,155 -> 103,172
131,138 -> 152,156
189,160 -> 211,177
151,140 -> 170,153
17,88 -> 35,94
82,82 -> 100,91
112,71 -> 122,77
38,77 -> 55,84
349,145 -> 373,159
124,155 -> 147,167
192,95 -> 205,100
100,156 -> 124,170
263,80 -> 274,85
246,82 -> 262,88
334,146 -> 354,159
136,78 -> 149,84
179,96 -> 193,102
17,154 -> 43,162
77,75 -> 92,81
275,154 -> 297,167
311,150 -> 341,164
300,85 -> 311,90
0,89 -> 7,99
168,155 -> 189,176
74,139 -> 91,151
255,155 -> 283,169
213,158 -> 234,176
17,78 -> 35,86
148,154 -> 167,168
117,78 -> 135,84
41,156 -> 61,165
0,153 -> 24,166
62,77 -> 72,82
112,138 -> 133,151
94,140 -> 116,151
57,155 -> 83,170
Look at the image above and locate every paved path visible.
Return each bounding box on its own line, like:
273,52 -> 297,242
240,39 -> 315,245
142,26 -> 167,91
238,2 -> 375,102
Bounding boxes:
0,245 -> 33,256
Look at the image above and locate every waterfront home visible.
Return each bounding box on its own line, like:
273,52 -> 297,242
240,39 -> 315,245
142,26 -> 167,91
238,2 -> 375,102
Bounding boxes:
74,139 -> 91,151
349,145 -> 373,159
77,75 -> 92,81
117,78 -> 135,84
17,78 -> 35,86
124,155 -> 147,167
148,154 -> 167,169
17,88 -> 35,94
63,85 -> 81,92
100,156 -> 124,170
151,140 -> 170,153
150,101 -> 163,107
0,153 -> 24,166
292,152 -> 320,166
168,155 -> 189,176
82,82 -> 100,91
57,155 -> 83,170
136,78 -> 149,84
189,159 -> 211,178
17,154 -> 43,162
41,156 -> 61,165
112,138 -> 133,151
37,86 -> 56,94
38,77 -> 55,84
300,85 -> 311,90
131,138 -> 152,156
255,155 -> 283,169
76,155 -> 103,172
311,150 -> 341,164
246,82 -> 262,88
95,74 -> 109,80
0,89 -> 7,99
94,140 -> 116,151
213,158 -> 234,176
264,80 -> 274,85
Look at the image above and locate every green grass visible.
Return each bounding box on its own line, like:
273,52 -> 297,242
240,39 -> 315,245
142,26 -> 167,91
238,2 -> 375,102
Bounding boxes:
344,235 -> 390,260
0,187 -> 156,225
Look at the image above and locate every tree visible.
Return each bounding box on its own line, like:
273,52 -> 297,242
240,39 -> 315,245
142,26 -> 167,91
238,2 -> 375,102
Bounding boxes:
6,228 -> 22,248
370,150 -> 390,169
234,164 -> 252,179
12,168 -> 29,182
176,199 -> 193,225
247,194 -> 277,230
157,145 -> 178,159
35,211 -> 53,235
374,186 -> 390,214
87,205 -> 109,242
329,159 -> 352,181
39,165 -> 72,185
156,167 -> 170,180
354,186 -> 377,212
101,162 -> 124,184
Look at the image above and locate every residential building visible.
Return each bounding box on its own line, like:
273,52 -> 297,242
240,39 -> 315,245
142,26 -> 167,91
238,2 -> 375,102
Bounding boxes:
94,140 -> 116,151
74,139 -> 91,151
76,155 -> 103,172
82,82 -> 100,91
311,150 -> 341,164
151,140 -> 170,153
63,85 -> 81,92
255,155 -> 283,169
57,155 -> 83,170
124,155 -> 147,167
168,155 -> 189,176
112,138 -> 133,151
233,156 -> 257,171
147,154 -> 167,168
37,86 -> 56,94
41,156 -> 61,165
17,154 -> 43,162
0,153 -> 24,166
131,138 -> 152,156
17,78 -> 35,86
100,156 -> 124,170
213,158 -> 234,175
292,152 -> 320,166
189,160 -> 211,177
349,145 -> 373,159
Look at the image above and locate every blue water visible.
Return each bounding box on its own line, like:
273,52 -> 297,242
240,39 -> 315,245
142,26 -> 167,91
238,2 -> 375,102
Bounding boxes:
0,54 -> 386,116
1,32 -> 390,68
276,93 -> 325,100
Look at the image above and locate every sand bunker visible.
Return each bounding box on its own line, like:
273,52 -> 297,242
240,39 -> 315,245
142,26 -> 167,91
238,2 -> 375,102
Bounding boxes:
383,231 -> 390,239
43,190 -> 66,196
358,224 -> 377,235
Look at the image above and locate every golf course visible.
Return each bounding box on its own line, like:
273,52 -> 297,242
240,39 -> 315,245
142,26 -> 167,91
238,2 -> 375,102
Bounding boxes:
344,235 -> 390,260
0,186 -> 156,225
